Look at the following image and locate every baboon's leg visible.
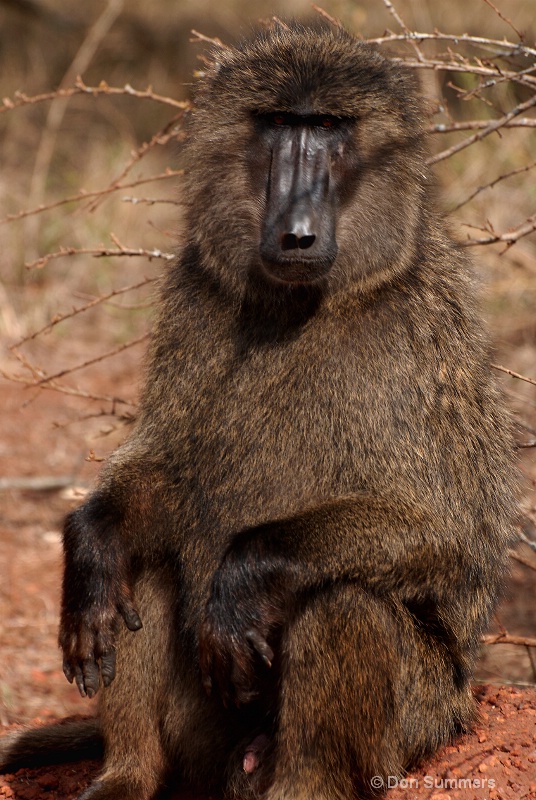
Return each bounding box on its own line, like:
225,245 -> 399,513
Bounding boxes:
234,584 -> 473,800
78,570 -> 176,800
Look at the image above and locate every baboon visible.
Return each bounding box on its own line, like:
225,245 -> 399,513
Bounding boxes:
0,22 -> 516,800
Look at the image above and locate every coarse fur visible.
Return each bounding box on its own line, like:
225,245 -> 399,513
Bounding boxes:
0,22 -> 516,800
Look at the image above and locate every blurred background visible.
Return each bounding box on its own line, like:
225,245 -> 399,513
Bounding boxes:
0,0 -> 535,725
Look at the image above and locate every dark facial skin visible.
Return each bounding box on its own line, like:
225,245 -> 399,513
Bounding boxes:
256,112 -> 352,285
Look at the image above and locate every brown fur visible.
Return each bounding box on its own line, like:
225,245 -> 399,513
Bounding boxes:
0,22 -> 516,800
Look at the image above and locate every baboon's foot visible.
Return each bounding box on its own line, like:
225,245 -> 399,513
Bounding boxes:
243,733 -> 270,774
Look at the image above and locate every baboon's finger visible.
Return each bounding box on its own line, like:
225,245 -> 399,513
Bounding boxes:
62,658 -> 75,684
100,650 -> 117,687
246,629 -> 274,668
73,664 -> 87,698
82,659 -> 101,699
119,601 -> 143,632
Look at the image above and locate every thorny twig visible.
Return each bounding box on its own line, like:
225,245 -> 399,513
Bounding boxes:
519,530 -> 536,553
451,161 -> 536,212
189,29 -> 228,49
481,0 -> 525,41
465,216 -> 536,249
428,94 -> 536,166
25,242 -> 174,271
1,77 -> 189,115
511,549 -> 536,570
24,0 -> 126,265
481,633 -> 536,647
85,112 -> 187,213
1,169 -> 183,226
14,277 -> 155,345
429,119 -> 536,133
1,354 -> 134,406
366,31 -> 536,61
492,365 -> 536,388
32,333 -> 148,387
381,0 -> 426,63
311,6 -> 342,28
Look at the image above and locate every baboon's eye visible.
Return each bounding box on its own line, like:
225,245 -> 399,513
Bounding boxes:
256,111 -> 346,130
314,115 -> 344,129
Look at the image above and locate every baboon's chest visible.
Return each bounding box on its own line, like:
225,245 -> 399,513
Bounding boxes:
174,338 -> 418,532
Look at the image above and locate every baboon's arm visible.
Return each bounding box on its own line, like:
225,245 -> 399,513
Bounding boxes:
199,493 -> 491,706
59,492 -> 142,698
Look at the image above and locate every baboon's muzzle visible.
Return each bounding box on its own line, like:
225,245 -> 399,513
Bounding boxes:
260,127 -> 338,284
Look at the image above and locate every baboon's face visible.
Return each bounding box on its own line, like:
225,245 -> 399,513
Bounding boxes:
254,111 -> 354,286
187,25 -> 426,297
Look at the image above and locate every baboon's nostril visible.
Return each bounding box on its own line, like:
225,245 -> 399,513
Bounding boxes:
281,233 -> 316,251
298,235 -> 315,250
281,233 -> 299,251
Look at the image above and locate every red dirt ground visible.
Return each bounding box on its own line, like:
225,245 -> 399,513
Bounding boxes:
1,685 -> 535,799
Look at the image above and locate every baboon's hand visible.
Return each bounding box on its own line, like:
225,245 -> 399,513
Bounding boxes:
59,581 -> 142,699
199,543 -> 285,707
60,495 -> 142,698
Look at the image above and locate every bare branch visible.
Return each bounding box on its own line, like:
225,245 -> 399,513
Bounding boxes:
365,31 -> 536,60
428,94 -> 536,165
451,161 -> 536,212
15,277 -> 155,345
510,550 -> 536,571
25,242 -> 174,271
0,476 -> 75,492
122,196 -> 182,207
381,0 -> 408,31
1,78 -> 189,115
24,0 -> 126,264
189,29 -> 228,49
381,0 -> 425,62
480,0 -> 525,42
311,5 -> 343,28
429,119 -> 536,133
492,364 -> 536,387
482,633 -> 536,647
403,57 -> 536,91
1,169 -> 183,226
52,408 -> 136,429
0,365 -> 134,407
85,113 -> 186,213
464,215 -> 536,248
33,334 -> 148,387
519,530 -> 536,553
